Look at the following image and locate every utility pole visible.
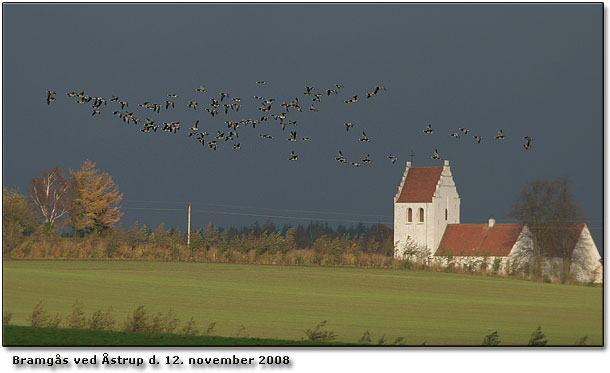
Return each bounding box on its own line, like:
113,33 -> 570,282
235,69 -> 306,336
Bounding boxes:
187,203 -> 191,247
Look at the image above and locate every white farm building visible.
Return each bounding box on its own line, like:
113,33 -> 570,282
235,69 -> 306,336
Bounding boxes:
393,160 -> 602,283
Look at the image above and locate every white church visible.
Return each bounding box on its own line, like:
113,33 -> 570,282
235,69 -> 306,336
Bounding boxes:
393,160 -> 602,283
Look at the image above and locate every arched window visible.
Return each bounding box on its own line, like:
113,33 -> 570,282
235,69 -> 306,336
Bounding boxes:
419,208 -> 424,223
445,209 -> 448,221
407,208 -> 412,223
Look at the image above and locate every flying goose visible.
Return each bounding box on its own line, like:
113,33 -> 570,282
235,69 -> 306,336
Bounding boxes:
473,135 -> 482,143
359,131 -> 370,142
345,122 -> 354,131
432,149 -> 441,160
423,124 -> 433,134
288,151 -> 298,161
495,130 -> 505,140
46,90 -> 56,105
388,154 -> 398,164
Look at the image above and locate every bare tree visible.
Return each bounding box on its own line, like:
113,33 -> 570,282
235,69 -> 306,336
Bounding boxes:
28,167 -> 71,229
547,177 -> 586,283
509,176 -> 586,282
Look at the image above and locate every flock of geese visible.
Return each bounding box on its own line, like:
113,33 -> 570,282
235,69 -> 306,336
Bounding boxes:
45,83 -> 532,166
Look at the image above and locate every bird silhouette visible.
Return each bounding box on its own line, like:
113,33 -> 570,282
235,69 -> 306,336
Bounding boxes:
359,131 -> 370,142
345,122 -> 354,131
388,154 -> 398,164
473,135 -> 482,143
432,149 -> 441,160
423,124 -> 433,134
495,130 -> 505,140
288,151 -> 298,161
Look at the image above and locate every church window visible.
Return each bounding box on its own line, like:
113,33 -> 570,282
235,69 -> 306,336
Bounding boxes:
445,209 -> 448,221
407,208 -> 412,223
419,208 -> 424,222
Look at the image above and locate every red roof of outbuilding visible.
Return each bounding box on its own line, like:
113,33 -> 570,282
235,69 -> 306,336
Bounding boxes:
396,166 -> 443,203
436,224 -> 524,257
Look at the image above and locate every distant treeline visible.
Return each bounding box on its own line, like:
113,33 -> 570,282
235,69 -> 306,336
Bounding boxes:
6,219 -> 396,268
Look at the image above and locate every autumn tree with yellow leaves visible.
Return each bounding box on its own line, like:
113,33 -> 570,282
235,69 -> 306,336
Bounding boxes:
69,160 -> 123,235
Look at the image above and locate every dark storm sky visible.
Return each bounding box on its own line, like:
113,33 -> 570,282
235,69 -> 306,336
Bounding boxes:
2,3 -> 603,248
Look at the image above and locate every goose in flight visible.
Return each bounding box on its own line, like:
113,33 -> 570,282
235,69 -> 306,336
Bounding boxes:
351,162 -> 360,167
359,131 -> 370,142
46,90 -> 56,105
197,85 -> 206,93
495,130 -> 505,140
310,104 -> 318,112
459,127 -> 470,134
190,120 -> 199,131
256,81 -> 266,85
304,86 -> 314,96
345,122 -> 354,131
188,101 -> 198,110
450,132 -> 460,139
261,134 -> 273,139
388,154 -> 398,164
345,95 -> 358,104
432,149 -> 441,160
168,93 -> 177,98
233,143 -> 241,150
302,137 -> 311,141
336,151 -> 347,163
423,124 -> 433,134
373,86 -> 386,95
287,131 -> 297,142
473,135 -> 482,143
523,136 -> 532,150
165,100 -> 174,109
362,154 -> 372,164
288,151 -> 298,161
220,92 -> 230,102
336,84 -> 344,89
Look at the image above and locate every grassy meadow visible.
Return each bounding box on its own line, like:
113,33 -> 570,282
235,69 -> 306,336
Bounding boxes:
2,260 -> 603,345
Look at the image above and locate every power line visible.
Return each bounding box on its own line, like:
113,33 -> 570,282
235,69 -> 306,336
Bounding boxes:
123,199 -> 393,218
121,206 -> 601,229
123,207 -> 392,225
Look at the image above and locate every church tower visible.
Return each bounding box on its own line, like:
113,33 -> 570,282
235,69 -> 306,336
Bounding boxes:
393,160 -> 460,257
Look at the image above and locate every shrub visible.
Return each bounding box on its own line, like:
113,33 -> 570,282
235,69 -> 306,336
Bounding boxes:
29,301 -> 49,327
392,336 -> 406,346
3,312 -> 13,326
482,330 -> 501,346
47,313 -> 62,328
147,312 -> 164,334
181,317 -> 199,336
235,325 -> 249,338
88,307 -> 116,331
162,309 -> 180,334
304,320 -> 337,342
204,321 -> 217,336
66,300 -> 87,329
358,330 -> 372,344
575,336 -> 588,346
377,335 -> 386,345
527,326 -> 548,346
123,305 -> 150,333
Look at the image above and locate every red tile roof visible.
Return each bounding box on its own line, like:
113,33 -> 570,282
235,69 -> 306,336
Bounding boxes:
396,166 -> 443,203
436,224 -> 524,257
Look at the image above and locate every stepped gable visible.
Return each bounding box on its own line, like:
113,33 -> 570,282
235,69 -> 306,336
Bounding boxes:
396,166 -> 443,203
435,224 -> 523,257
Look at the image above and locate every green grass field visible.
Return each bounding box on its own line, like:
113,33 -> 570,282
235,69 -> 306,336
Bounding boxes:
2,260 -> 603,346
2,325 -> 351,346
